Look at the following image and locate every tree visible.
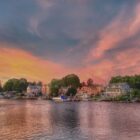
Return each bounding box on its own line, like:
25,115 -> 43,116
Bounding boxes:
62,74 -> 80,88
110,76 -> 123,83
110,75 -> 140,89
19,78 -> 28,92
66,87 -> 77,96
28,81 -> 36,86
87,78 -> 94,87
49,79 -> 62,97
49,74 -> 80,97
80,82 -> 86,88
0,84 -> 3,92
37,81 -> 42,86
3,79 -> 14,91
13,79 -> 21,92
3,78 -> 28,93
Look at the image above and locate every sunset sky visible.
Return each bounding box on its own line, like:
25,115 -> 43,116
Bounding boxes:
0,0 -> 140,84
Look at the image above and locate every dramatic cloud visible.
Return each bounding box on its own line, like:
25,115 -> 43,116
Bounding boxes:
88,3 -> 140,60
0,0 -> 140,84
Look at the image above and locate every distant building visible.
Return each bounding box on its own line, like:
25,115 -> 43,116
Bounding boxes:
77,85 -> 104,96
41,84 -> 50,95
26,85 -> 42,97
104,83 -> 131,97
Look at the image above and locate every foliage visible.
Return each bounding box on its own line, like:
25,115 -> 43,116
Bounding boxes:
49,79 -> 62,97
110,75 -> 140,89
3,78 -> 28,93
61,74 -> 80,88
87,78 -> 94,87
92,94 -> 101,101
66,87 -> 77,96
36,81 -> 42,86
0,82 -> 3,92
28,81 -> 42,86
113,95 -> 130,101
0,86 -> 2,92
28,81 -> 36,86
49,74 -> 80,97
80,82 -> 86,87
130,89 -> 140,98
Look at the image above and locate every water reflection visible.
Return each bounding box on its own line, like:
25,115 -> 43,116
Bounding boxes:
48,103 -> 84,140
78,102 -> 114,139
0,100 -> 140,140
0,100 -> 53,140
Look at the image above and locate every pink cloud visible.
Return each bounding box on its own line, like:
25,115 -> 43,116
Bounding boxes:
87,4 -> 140,61
0,42 -> 139,85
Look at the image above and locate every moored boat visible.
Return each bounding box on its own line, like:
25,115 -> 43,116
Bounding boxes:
52,96 -> 70,102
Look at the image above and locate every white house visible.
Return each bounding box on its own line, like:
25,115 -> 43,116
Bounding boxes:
104,83 -> 131,97
26,85 -> 42,97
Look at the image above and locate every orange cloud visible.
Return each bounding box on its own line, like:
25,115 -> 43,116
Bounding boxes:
0,43 -> 71,83
0,41 -> 139,85
0,43 -> 112,84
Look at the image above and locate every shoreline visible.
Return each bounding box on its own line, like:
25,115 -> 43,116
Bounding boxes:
0,97 -> 140,103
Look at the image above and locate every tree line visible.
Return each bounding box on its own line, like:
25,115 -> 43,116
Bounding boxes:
110,75 -> 140,89
0,78 -> 42,93
0,74 -> 95,97
49,74 -> 96,97
109,75 -> 140,101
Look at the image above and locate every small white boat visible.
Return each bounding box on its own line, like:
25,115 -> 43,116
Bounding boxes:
52,96 -> 70,102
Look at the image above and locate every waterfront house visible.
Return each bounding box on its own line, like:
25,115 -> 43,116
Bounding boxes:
26,85 -> 42,97
77,85 -> 104,97
41,84 -> 50,95
104,83 -> 131,97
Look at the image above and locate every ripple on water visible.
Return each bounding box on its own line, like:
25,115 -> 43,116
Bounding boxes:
0,100 -> 140,140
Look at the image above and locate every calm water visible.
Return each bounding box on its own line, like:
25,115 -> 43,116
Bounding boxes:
0,100 -> 140,140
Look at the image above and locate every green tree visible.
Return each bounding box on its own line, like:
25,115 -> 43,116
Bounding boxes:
3,79 -> 14,91
19,78 -> 28,92
3,78 -> 28,93
37,81 -> 42,86
0,84 -> 3,92
110,76 -> 123,83
66,87 -> 77,96
110,75 -> 140,89
13,79 -> 21,92
49,74 -> 80,97
28,81 -> 36,86
62,74 -> 80,88
49,79 -> 62,97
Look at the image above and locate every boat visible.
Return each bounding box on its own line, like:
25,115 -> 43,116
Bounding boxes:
52,96 -> 70,102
